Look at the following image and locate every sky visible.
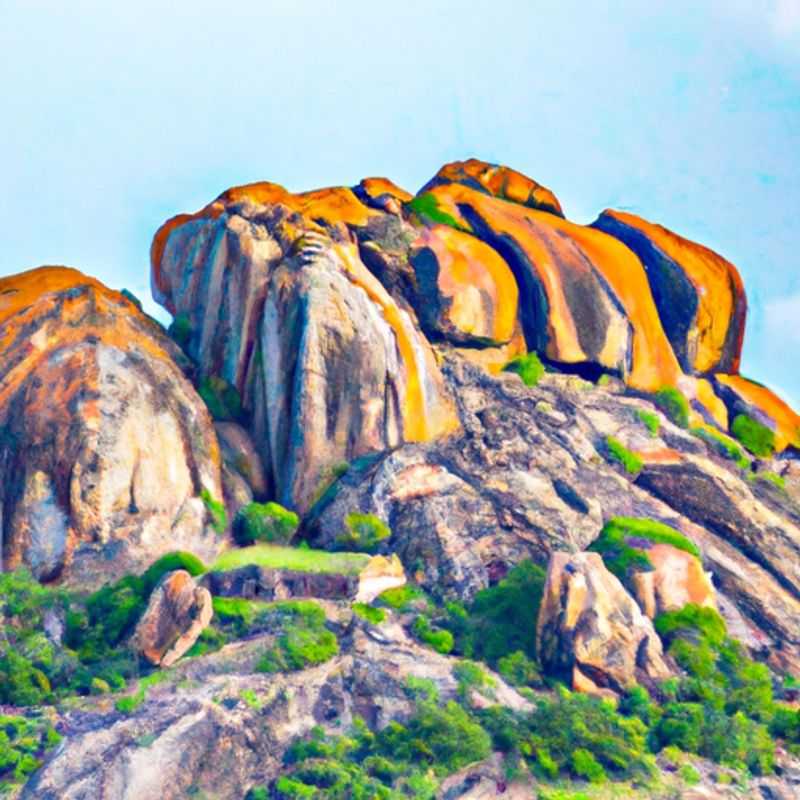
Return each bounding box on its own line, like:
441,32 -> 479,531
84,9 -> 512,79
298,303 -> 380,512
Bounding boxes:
1,0 -> 799,407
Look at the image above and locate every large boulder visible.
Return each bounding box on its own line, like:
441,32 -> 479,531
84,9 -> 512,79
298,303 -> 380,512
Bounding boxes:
415,180 -> 683,391
420,158 -> 564,217
152,190 -> 458,513
0,267 -> 223,586
133,570 -> 213,667
592,210 -> 747,375
536,552 -> 672,696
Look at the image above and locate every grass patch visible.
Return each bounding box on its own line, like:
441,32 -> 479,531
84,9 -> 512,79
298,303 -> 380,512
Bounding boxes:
605,436 -> 643,476
0,713 -> 61,790
352,603 -> 387,625
406,192 -> 467,231
753,471 -> 786,491
653,387 -> 689,429
115,670 -> 169,714
211,544 -> 370,575
504,351 -> 545,387
589,517 -> 700,588
201,488 -> 227,535
731,414 -> 776,458
636,409 -> 661,437
691,424 -> 750,469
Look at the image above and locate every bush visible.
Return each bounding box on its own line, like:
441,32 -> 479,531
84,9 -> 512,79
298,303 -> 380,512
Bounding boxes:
167,313 -> 192,349
497,650 -> 542,688
449,560 -> 546,667
636,409 -> 661,437
198,375 -> 243,423
731,414 -> 776,458
605,436 -> 643,475
504,352 -> 546,387
571,748 -> 607,783
141,551 -> 207,594
255,601 -> 339,673
352,603 -> 386,625
0,714 -> 61,788
412,615 -> 454,655
235,502 -> 299,546
589,517 -> 700,589
691,425 -> 750,469
653,387 -> 690,429
335,513 -> 391,553
376,585 -> 430,613
201,488 -> 227,535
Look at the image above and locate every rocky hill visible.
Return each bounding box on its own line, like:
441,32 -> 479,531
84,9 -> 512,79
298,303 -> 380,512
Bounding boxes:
1,159 -> 799,799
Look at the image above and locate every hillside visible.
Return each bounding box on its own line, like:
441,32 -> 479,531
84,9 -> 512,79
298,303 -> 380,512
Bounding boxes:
0,159 -> 799,799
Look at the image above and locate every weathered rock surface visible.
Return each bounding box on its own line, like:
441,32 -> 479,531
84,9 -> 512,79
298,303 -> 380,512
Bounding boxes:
133,570 -> 213,667
631,542 -> 717,619
152,190 -> 458,512
536,552 -> 672,695
592,209 -> 746,375
24,613 -> 529,800
0,267 -> 223,585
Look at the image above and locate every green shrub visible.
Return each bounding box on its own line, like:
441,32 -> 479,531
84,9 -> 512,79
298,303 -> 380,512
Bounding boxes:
654,387 -> 690,428
406,192 -> 465,231
654,604 -> 726,649
754,471 -> 786,490
605,436 -> 643,475
256,602 -> 338,673
731,414 -> 775,458
571,748 -> 607,783
376,585 -> 430,613
198,375 -> 244,423
167,313 -> 192,349
412,615 -> 454,655
201,488 -> 227,535
589,517 -> 699,589
770,705 -> 800,746
453,661 -> 495,702
449,560 -> 546,668
691,425 -> 750,469
235,502 -> 299,546
497,650 -> 542,688
335,513 -> 391,553
636,408 -> 661,437
141,551 -> 207,594
0,714 -> 61,788
352,603 -> 386,625
679,763 -> 701,784
504,351 -> 546,387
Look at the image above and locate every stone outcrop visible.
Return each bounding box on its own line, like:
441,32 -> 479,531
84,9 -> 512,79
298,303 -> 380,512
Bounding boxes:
630,543 -> 717,619
203,554 -> 405,604
134,570 -> 213,667
592,209 -> 747,375
536,552 -> 672,695
0,267 -> 223,585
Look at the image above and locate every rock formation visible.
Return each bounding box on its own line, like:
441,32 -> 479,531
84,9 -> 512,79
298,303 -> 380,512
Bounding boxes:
134,570 -> 213,667
536,552 -> 672,695
0,267 -> 223,585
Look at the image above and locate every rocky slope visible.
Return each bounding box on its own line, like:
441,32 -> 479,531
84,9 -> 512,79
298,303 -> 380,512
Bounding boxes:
1,158 -> 800,799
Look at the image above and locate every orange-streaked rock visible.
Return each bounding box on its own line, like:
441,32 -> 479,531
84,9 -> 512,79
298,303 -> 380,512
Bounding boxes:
409,224 -> 519,345
355,177 -> 413,214
593,210 -> 747,375
714,374 -> 800,452
421,158 -> 564,217
537,552 -> 672,695
0,266 -> 223,585
631,543 -> 716,619
422,182 -> 682,391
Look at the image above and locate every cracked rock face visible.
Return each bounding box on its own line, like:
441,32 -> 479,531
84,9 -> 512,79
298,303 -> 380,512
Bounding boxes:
0,267 -> 223,586
536,551 -> 672,695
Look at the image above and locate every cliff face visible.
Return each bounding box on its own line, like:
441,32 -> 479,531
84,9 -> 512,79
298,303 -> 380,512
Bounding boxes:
0,267 -> 223,585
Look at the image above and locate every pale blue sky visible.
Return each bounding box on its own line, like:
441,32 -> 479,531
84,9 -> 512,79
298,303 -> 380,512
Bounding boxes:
2,1 -> 798,407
